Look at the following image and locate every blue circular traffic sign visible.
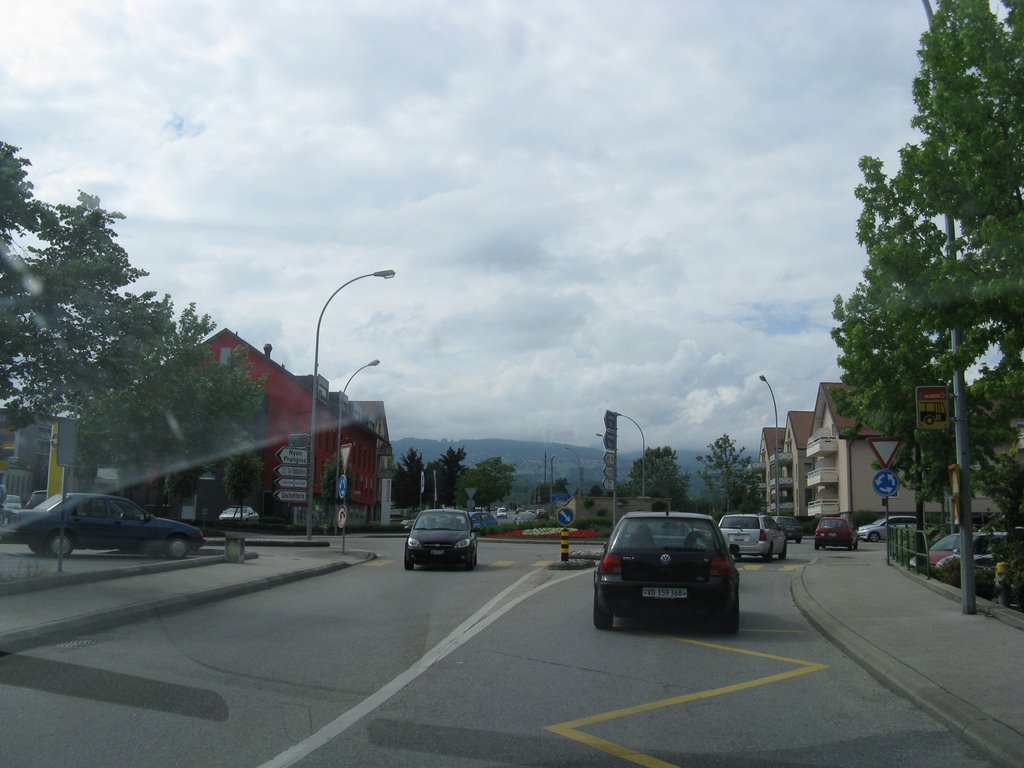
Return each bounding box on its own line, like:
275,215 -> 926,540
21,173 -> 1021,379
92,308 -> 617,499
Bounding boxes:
557,506 -> 575,526
337,475 -> 347,497
872,469 -> 900,497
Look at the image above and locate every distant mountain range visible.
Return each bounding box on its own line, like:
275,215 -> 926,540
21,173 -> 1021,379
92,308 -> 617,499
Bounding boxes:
390,437 -> 705,497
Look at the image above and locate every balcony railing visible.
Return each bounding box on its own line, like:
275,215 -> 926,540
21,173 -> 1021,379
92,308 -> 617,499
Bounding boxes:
808,499 -> 840,516
806,435 -> 838,457
807,467 -> 839,486
768,451 -> 793,466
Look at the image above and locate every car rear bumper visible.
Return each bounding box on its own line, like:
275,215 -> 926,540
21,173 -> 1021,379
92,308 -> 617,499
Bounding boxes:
594,580 -> 736,621
815,535 -> 855,548
406,546 -> 473,565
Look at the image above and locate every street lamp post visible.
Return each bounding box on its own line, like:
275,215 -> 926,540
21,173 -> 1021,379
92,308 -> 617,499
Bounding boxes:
332,359 -> 380,534
615,412 -> 645,497
306,270 -> 395,540
759,375 -> 781,518
563,446 -> 583,497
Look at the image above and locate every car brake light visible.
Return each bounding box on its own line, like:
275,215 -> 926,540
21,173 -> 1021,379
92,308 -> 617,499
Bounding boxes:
598,553 -> 622,574
709,556 -> 732,577
758,529 -> 767,541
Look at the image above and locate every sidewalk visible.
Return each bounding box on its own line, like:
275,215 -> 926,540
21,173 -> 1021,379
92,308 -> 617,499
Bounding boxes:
792,545 -> 1024,768
0,540 -> 374,653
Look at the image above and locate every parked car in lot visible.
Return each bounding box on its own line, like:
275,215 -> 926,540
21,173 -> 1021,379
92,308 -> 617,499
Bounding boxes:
404,508 -> 478,570
25,490 -> 48,509
718,514 -> 787,561
470,511 -> 498,528
0,493 -> 204,559
814,516 -> 858,550
593,511 -> 741,633
912,531 -> 1006,567
856,515 -> 916,542
513,510 -> 538,524
219,506 -> 259,522
773,515 -> 804,543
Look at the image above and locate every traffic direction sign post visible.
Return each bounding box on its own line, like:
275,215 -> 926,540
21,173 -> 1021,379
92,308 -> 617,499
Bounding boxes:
276,446 -> 309,464
872,469 -> 900,497
868,438 -> 902,469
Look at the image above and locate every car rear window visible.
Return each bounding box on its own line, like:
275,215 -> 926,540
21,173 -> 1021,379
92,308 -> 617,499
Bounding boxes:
819,518 -> 846,528
719,515 -> 759,529
613,518 -> 721,552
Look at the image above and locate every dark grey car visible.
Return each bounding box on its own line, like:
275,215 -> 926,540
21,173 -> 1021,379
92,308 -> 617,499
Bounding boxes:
773,515 -> 804,543
404,508 -> 478,570
0,493 -> 204,559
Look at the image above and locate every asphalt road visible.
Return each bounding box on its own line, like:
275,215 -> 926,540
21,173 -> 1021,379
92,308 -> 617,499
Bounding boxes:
0,537 -> 995,768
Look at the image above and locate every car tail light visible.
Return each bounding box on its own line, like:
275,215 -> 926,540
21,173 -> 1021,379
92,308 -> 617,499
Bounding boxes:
709,556 -> 732,577
758,529 -> 767,541
598,552 -> 622,574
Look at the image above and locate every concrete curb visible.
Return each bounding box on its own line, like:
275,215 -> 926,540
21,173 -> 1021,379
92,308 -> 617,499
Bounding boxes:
792,569 -> 1024,768
0,550 -> 376,653
0,553 -> 229,597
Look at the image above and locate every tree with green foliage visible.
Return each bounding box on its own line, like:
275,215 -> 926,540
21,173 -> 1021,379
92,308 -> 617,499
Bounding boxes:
697,435 -> 758,515
76,313 -> 265,488
434,446 -> 467,507
1,147 -> 177,426
623,446 -> 690,511
456,456 -> 515,508
392,447 -> 425,508
833,0 -> 1024,507
223,449 -> 263,514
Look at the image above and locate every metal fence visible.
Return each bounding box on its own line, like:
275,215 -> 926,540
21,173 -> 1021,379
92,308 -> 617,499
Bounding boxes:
889,527 -> 931,577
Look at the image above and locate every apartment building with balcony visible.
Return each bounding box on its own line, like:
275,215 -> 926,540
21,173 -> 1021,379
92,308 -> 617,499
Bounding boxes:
804,382 -> 942,517
758,411 -> 813,517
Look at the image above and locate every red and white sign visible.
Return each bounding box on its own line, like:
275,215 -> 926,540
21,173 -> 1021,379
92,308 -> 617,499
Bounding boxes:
868,437 -> 902,469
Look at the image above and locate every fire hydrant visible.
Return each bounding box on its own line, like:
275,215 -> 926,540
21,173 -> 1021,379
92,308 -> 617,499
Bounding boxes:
995,562 -> 1011,608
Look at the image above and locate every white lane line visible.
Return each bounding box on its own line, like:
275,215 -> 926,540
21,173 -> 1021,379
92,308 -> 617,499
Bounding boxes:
255,567 -> 590,768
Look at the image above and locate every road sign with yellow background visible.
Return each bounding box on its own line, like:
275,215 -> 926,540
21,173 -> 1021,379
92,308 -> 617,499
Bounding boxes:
916,385 -> 948,429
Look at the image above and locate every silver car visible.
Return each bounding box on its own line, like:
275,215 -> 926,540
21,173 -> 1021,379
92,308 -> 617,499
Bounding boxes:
718,514 -> 788,561
856,515 -> 915,542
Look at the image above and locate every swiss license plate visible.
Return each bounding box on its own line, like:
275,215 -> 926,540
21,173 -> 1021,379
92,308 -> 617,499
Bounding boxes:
730,534 -> 746,541
642,587 -> 687,599
431,549 -> 445,555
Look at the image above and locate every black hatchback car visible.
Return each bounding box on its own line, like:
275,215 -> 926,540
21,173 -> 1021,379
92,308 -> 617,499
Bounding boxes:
0,493 -> 204,559
404,508 -> 478,570
773,515 -> 804,543
593,511 -> 741,633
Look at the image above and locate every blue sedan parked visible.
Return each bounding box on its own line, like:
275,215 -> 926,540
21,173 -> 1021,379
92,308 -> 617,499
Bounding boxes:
470,512 -> 499,528
0,493 -> 205,559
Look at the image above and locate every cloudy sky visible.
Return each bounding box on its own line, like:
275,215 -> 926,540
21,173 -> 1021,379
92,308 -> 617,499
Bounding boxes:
3,1 -> 933,453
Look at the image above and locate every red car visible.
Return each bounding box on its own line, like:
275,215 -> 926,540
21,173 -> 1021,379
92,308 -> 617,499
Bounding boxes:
814,517 -> 858,550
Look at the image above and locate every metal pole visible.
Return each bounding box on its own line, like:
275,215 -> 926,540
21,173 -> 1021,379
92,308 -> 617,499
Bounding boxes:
306,270 -> 395,540
759,375 -> 781,518
615,412 -> 645,497
333,359 -> 379,535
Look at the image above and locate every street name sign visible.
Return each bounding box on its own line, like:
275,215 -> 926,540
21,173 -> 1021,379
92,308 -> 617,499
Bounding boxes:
276,447 -> 308,464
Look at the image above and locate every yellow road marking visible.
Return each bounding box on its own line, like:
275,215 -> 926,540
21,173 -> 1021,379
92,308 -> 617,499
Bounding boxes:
780,565 -> 804,571
546,638 -> 827,767
740,564 -> 765,571
365,560 -> 392,567
489,560 -> 515,568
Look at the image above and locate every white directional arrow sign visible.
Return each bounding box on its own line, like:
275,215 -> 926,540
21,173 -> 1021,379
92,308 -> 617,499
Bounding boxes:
276,447 -> 309,465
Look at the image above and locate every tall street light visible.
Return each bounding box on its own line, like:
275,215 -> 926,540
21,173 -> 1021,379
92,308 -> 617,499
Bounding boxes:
306,270 -> 396,540
759,374 -> 781,518
332,359 -> 380,534
614,412 -> 645,497
563,446 -> 583,496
